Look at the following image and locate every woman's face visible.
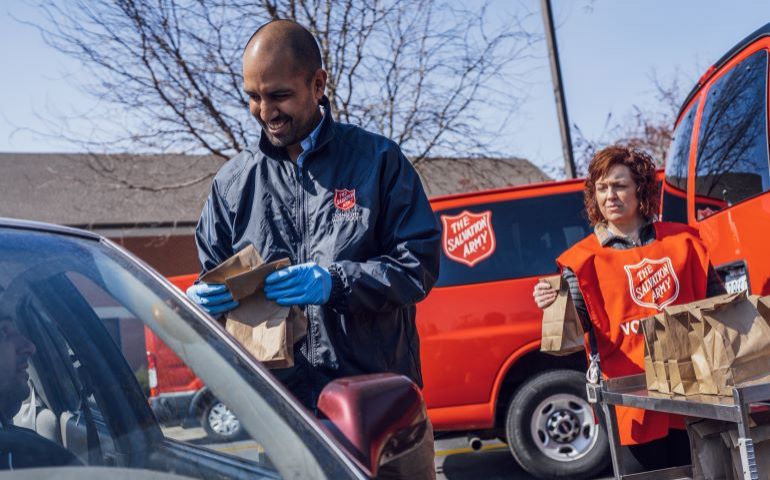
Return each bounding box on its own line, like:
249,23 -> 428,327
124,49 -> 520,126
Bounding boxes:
595,164 -> 642,226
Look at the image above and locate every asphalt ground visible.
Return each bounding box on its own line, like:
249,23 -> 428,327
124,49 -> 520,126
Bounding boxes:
164,426 -> 621,479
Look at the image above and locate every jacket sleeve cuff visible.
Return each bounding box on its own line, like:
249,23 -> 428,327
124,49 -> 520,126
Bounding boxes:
328,263 -> 349,306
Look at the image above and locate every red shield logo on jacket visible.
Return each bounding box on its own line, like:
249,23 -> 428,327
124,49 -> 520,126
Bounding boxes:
334,189 -> 356,211
441,210 -> 496,267
623,257 -> 680,310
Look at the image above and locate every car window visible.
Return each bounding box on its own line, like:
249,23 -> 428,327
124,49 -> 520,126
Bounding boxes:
0,228 -> 346,479
661,99 -> 699,224
435,190 -> 591,287
66,273 -> 269,466
694,49 -> 770,220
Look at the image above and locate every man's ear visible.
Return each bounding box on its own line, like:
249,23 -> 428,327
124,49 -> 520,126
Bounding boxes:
313,68 -> 327,100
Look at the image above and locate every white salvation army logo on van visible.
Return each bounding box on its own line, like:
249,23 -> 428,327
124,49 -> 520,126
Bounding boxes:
623,257 -> 680,311
441,210 -> 496,267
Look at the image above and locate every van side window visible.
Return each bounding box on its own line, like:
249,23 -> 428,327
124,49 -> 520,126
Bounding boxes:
661,100 -> 698,223
435,191 -> 590,287
694,49 -> 770,220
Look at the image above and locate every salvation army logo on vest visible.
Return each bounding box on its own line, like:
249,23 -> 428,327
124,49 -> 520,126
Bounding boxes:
441,210 -> 496,267
334,189 -> 356,211
623,257 -> 680,311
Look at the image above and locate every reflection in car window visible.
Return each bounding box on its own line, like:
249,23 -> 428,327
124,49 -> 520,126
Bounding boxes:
694,49 -> 770,220
67,273 -> 269,464
661,99 -> 699,224
0,228 -> 313,478
435,191 -> 591,287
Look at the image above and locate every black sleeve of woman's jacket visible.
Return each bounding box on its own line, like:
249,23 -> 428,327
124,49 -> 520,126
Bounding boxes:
328,147 -> 441,314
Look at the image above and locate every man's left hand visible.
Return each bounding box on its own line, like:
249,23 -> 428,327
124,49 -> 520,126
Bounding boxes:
264,262 -> 332,306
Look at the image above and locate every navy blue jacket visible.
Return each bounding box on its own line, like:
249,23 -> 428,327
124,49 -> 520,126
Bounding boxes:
195,97 -> 441,398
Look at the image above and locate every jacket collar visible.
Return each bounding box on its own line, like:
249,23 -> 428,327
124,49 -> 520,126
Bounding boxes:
258,95 -> 336,161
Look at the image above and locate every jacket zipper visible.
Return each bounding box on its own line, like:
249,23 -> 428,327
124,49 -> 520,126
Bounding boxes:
296,162 -> 314,366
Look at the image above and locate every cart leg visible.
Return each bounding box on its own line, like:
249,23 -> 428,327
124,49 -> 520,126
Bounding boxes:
601,402 -> 624,479
736,410 -> 758,480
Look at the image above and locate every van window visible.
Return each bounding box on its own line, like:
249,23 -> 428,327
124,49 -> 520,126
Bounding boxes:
435,191 -> 590,287
694,49 -> 770,220
661,99 -> 699,223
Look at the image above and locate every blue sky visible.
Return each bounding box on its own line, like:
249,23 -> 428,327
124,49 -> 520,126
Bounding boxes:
1,1 -> 769,176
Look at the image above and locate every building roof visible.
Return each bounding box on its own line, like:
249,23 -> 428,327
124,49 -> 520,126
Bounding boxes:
0,152 -> 223,230
0,152 -> 548,230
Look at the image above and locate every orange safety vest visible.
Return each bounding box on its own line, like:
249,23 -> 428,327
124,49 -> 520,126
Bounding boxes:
557,222 -> 710,445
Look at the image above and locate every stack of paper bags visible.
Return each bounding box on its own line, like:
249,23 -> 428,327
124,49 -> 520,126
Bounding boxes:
200,245 -> 307,369
540,275 -> 585,356
641,292 -> 770,396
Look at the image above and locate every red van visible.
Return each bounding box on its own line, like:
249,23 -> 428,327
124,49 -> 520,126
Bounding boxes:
145,274 -> 244,442
661,22 -> 770,298
152,178 -> 611,478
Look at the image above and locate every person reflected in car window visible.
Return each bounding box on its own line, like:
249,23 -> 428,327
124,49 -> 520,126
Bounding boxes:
0,315 -> 36,421
0,314 -> 81,470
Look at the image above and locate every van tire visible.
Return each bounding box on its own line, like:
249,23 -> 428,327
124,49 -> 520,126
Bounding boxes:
505,370 -> 608,479
201,399 -> 244,442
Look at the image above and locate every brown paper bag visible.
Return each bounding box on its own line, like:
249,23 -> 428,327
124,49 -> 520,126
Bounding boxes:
200,245 -> 307,369
650,313 -> 672,394
640,315 -> 659,392
540,275 -> 585,356
700,292 -> 770,396
663,304 -> 699,395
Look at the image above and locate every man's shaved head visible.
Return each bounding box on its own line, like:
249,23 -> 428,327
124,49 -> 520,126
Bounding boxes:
244,20 -> 322,80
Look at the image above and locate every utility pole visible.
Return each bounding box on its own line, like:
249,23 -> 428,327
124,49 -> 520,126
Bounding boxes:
541,0 -> 577,178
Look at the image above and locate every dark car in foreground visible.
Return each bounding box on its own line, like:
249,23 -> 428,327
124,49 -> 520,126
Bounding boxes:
0,218 -> 427,479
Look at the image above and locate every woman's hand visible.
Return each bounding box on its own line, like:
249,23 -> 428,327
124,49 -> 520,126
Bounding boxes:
533,281 -> 558,309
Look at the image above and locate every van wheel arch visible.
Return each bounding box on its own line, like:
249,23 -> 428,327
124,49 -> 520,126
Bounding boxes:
493,349 -> 586,434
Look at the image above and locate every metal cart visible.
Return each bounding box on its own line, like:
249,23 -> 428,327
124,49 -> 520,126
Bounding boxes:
586,374 -> 770,480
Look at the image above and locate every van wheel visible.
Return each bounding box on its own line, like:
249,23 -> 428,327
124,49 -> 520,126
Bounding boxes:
505,370 -> 608,479
202,400 -> 243,442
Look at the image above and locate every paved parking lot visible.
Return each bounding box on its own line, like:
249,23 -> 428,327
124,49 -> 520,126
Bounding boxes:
165,426 -> 618,479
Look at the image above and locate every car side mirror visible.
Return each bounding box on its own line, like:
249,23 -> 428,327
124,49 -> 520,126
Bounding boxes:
317,373 -> 428,477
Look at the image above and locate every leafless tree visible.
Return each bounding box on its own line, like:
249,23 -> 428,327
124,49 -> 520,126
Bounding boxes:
25,0 -> 537,176
570,73 -> 686,177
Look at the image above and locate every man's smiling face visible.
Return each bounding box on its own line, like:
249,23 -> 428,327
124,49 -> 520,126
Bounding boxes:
242,41 -> 325,156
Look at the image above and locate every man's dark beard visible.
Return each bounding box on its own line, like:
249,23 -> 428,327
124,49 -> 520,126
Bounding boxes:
0,382 -> 30,420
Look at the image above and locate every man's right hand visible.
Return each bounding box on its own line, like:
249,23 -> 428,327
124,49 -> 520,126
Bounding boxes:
186,283 -> 239,316
533,281 -> 558,309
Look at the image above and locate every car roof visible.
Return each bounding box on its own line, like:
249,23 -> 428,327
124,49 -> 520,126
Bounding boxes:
0,217 -> 101,241
677,22 -> 770,124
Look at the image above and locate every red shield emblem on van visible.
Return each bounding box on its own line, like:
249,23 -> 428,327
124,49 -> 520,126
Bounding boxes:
441,210 -> 496,267
334,189 -> 356,211
623,257 -> 680,310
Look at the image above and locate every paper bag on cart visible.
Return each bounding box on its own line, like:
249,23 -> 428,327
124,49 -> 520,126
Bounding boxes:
200,245 -> 307,369
642,313 -> 672,393
684,294 -> 731,395
540,275 -> 585,356
699,292 -> 770,396
640,315 -> 660,392
663,304 -> 699,395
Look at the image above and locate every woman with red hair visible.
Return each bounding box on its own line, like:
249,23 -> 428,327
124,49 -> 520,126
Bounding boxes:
533,146 -> 725,469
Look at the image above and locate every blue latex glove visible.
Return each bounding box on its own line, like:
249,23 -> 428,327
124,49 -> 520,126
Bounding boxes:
186,283 -> 239,316
264,262 -> 332,306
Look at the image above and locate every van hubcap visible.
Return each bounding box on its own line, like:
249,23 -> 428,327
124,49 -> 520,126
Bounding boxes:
530,393 -> 598,462
208,402 -> 240,436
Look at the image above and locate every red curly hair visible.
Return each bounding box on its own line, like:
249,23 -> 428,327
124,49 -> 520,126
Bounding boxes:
584,146 -> 659,226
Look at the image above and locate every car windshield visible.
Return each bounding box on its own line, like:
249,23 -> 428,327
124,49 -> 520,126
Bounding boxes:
0,226 -> 356,479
